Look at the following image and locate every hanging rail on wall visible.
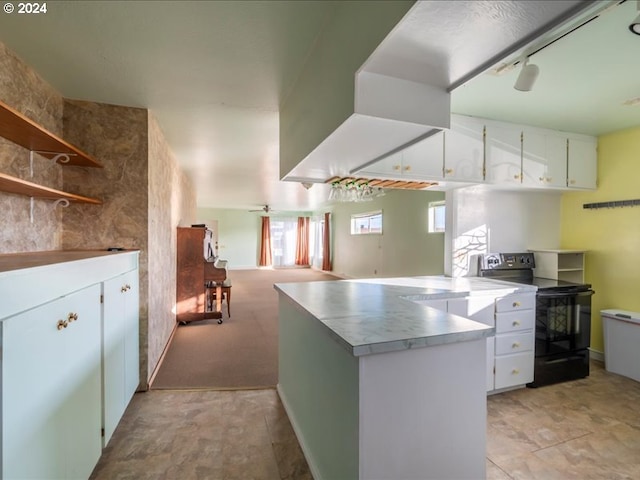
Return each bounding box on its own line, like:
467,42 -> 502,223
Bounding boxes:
583,199 -> 640,210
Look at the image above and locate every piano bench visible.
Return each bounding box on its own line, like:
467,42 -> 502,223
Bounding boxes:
209,284 -> 231,317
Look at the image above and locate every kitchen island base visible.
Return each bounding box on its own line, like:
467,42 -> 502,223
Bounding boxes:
278,297 -> 487,480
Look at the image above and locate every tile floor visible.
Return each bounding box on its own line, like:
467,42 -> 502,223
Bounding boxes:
91,362 -> 640,479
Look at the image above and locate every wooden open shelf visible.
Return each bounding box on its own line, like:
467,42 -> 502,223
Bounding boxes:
0,100 -> 103,168
0,173 -> 102,205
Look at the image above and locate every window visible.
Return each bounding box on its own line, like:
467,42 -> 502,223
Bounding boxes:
351,210 -> 382,235
428,201 -> 445,233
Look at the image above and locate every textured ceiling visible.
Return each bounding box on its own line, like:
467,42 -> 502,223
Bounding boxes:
0,0 -> 620,213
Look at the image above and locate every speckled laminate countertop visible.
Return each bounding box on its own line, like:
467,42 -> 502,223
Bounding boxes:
275,275 -> 537,356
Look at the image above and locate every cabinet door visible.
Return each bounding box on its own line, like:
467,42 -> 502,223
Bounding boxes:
401,131 -> 444,179
486,337 -> 495,392
485,121 -> 522,185
567,136 -> 597,189
3,284 -> 102,479
103,269 -> 139,446
443,115 -> 485,182
357,151 -> 404,180
522,129 -> 567,188
447,296 -> 495,326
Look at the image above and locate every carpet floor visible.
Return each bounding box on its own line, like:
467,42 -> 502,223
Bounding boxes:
151,268 -> 339,390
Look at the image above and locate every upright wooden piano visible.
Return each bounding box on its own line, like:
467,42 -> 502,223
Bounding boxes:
176,226 -> 228,324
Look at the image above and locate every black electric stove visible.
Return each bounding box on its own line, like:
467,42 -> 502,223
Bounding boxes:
478,252 -> 594,387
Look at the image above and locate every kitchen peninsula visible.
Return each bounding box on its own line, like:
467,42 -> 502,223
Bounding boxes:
275,276 -> 536,480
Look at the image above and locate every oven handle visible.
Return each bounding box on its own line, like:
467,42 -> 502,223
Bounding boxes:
536,289 -> 594,299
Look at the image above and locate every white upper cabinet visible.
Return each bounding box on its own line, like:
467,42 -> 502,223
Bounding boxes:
358,132 -> 444,180
567,135 -> 597,189
401,131 -> 444,178
357,113 -> 596,191
485,120 -> 522,185
444,115 -> 485,182
357,151 -> 403,178
522,127 -> 567,188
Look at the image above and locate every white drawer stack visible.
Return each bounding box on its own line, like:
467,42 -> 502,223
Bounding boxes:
493,293 -> 535,390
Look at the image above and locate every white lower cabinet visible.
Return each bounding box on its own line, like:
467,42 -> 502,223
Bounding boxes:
3,284 -> 103,479
419,291 -> 535,393
493,293 -> 535,390
102,269 -> 140,446
0,251 -> 139,479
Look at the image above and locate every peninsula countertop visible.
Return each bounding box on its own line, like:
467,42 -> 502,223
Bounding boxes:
274,275 -> 537,356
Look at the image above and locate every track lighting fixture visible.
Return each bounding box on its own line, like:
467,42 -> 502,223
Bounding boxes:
513,57 -> 539,92
630,1 -> 640,35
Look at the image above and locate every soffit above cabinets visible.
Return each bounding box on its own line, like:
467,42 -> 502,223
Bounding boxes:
282,0 -> 594,184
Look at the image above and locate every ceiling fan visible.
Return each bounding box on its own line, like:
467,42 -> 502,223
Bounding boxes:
248,204 -> 278,213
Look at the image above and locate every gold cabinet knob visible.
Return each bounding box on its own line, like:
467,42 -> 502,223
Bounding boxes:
547,177 -> 552,182
393,165 -> 401,171
403,165 -> 411,171
539,177 -> 545,182
513,174 -> 521,180
121,285 -> 128,293
511,368 -> 520,375
512,342 -> 521,349
67,312 -> 78,322
57,320 -> 68,330
444,168 -> 454,175
569,179 -> 576,185
512,320 -> 521,327
512,301 -> 521,308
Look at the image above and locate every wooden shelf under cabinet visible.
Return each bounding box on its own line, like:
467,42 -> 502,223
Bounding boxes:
0,99 -> 103,168
0,172 -> 102,204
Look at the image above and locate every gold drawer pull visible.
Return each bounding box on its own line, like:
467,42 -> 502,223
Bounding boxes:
57,319 -> 68,330
512,368 -> 520,375
569,179 -> 576,185
512,301 -> 521,308
67,312 -> 78,322
393,165 -> 401,171
512,320 -> 521,327
121,284 -> 131,293
512,342 -> 521,349
445,168 -> 454,175
404,165 -> 411,171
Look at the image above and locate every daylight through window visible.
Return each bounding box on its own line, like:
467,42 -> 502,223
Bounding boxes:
351,210 -> 382,235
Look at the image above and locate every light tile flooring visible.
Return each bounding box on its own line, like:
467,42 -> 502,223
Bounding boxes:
91,362 -> 640,479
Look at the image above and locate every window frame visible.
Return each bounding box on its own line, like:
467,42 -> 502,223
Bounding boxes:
350,210 -> 383,235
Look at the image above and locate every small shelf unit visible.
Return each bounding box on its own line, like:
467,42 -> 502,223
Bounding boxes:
529,249 -> 586,283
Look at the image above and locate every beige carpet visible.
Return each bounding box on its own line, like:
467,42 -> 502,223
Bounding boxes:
151,268 -> 339,390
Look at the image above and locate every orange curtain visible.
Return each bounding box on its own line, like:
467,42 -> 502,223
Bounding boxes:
259,216 -> 272,266
295,217 -> 310,266
322,212 -> 332,271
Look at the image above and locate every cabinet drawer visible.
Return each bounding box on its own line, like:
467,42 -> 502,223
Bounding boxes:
495,293 -> 535,313
495,310 -> 534,333
494,352 -> 534,389
495,331 -> 533,355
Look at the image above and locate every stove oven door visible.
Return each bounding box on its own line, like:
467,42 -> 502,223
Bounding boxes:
534,289 -> 593,355
528,289 -> 594,387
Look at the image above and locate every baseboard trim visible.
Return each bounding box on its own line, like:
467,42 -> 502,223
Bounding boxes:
276,384 -> 323,480
148,321 -> 180,389
589,348 -> 604,363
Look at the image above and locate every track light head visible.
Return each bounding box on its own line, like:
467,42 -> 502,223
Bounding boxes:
514,58 -> 539,92
630,13 -> 640,35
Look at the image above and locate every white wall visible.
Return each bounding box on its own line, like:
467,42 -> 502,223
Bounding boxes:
445,185 -> 562,276
331,189 -> 446,278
